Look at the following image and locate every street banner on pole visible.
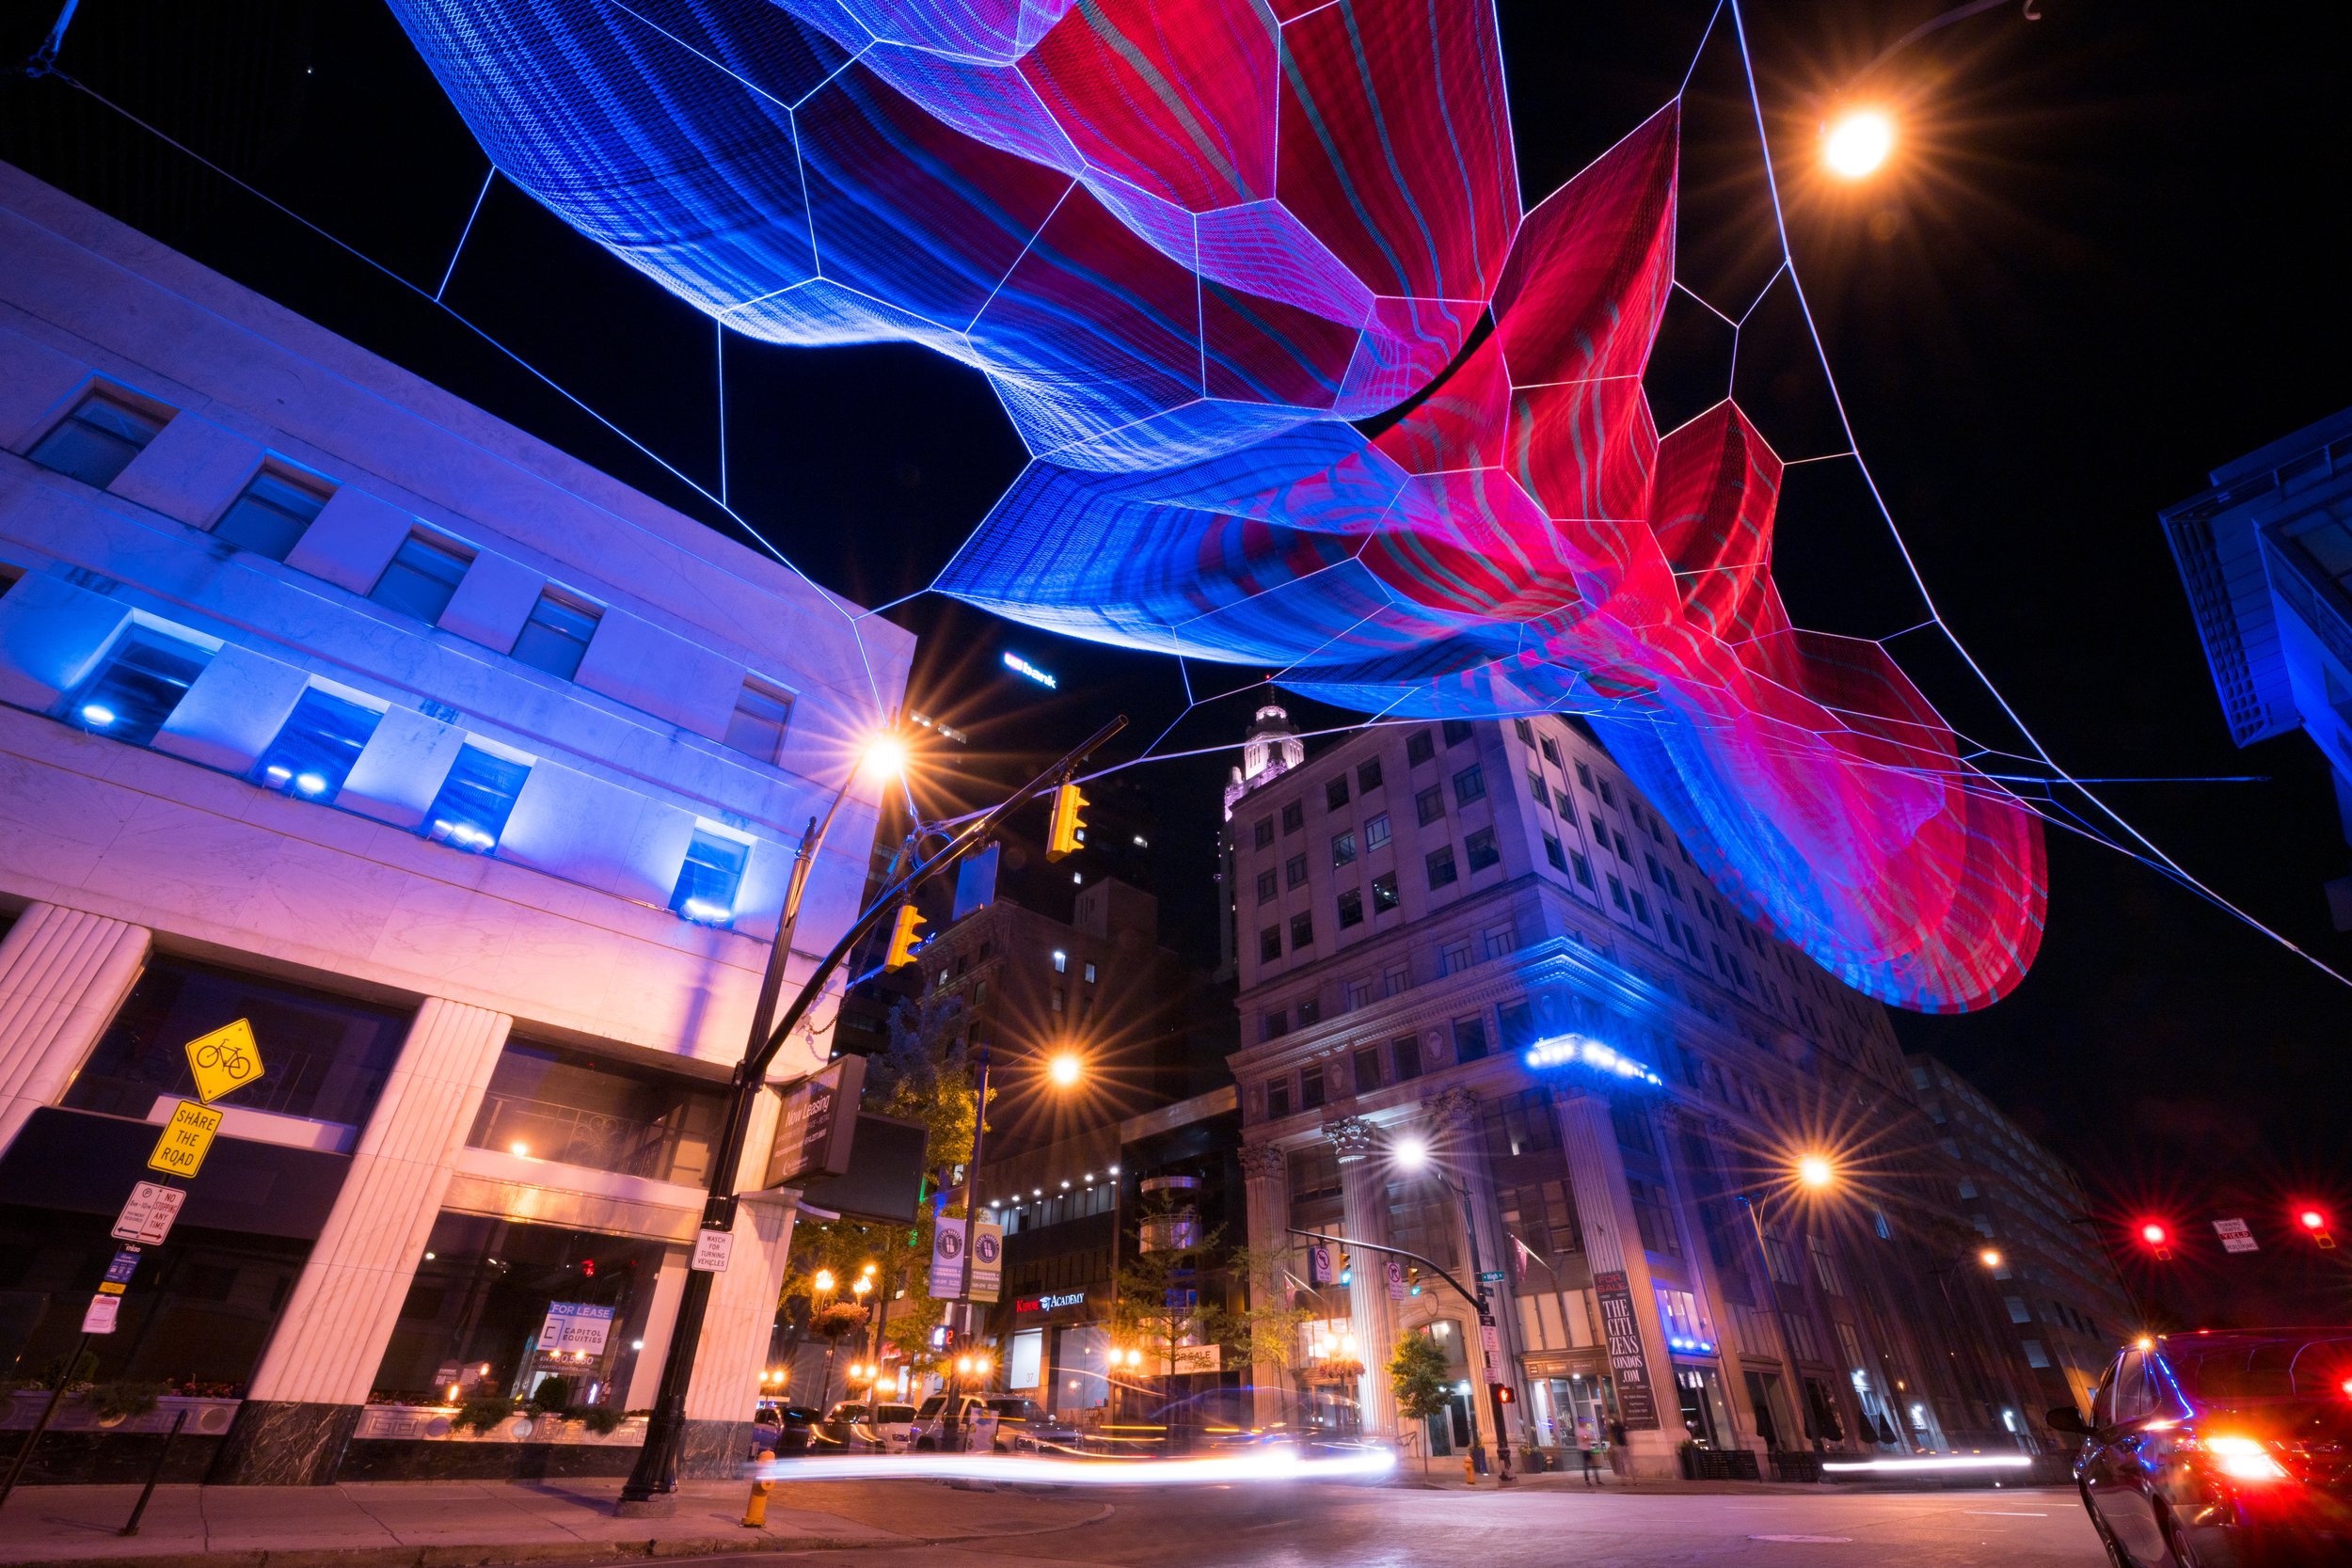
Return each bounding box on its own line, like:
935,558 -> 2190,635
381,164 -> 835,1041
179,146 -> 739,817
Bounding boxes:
1593,1270 -> 1661,1429
930,1219 -> 1005,1302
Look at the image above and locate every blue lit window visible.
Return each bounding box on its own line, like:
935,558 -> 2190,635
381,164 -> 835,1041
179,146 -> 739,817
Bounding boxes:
214,466 -> 332,561
252,689 -> 382,800
370,531 -> 473,624
28,389 -> 167,488
424,742 -> 532,853
671,827 -> 750,925
511,589 -> 601,680
66,628 -> 212,747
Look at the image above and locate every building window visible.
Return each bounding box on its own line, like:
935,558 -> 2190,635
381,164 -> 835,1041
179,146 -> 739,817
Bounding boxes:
1053,949 -> 1069,973
468,1037 -> 723,1183
1325,776 -> 1349,811
66,627 -> 212,747
1608,874 -> 1629,912
1346,977 -> 1372,1009
1629,1177 -> 1680,1255
1265,1076 -> 1291,1116
1281,800 -> 1304,833
1513,717 -> 1534,746
1370,871 -> 1400,913
1453,1015 -> 1488,1063
1286,852 -> 1309,888
424,742 -> 532,853
2023,1339 -> 2051,1369
1253,817 -> 1275,848
723,677 -> 795,764
1337,888 -> 1364,928
1540,735 -> 1562,767
1415,785 -> 1445,825
27,388 -> 168,487
2006,1294 -> 2033,1324
63,953 -> 411,1128
1357,758 -> 1384,792
1331,831 -> 1357,866
1382,965 -> 1407,997
1629,888 -> 1651,925
1256,869 -> 1279,903
1598,779 -> 1616,807
1298,1065 -> 1327,1109
511,589 -> 602,679
1391,1036 -> 1422,1081
1425,846 -> 1457,889
252,688 -> 382,801
1614,829 -> 1632,863
1483,923 -> 1515,959
1496,1001 -> 1537,1054
1084,961 -> 1097,984
1576,761 -> 1596,793
1439,940 -> 1472,975
1465,827 -> 1499,872
1290,911 -> 1314,949
371,531 -> 473,624
1365,812 -> 1391,848
1543,833 -> 1567,873
1441,719 -> 1472,747
1051,985 -> 1065,1013
1454,764 -> 1486,805
1573,850 -> 1597,889
1260,926 -> 1281,962
670,826 -> 750,925
1297,997 -> 1322,1028
214,466 -> 331,561
1808,1234 -> 1848,1296
1406,729 -> 1435,766
1529,770 -> 1549,807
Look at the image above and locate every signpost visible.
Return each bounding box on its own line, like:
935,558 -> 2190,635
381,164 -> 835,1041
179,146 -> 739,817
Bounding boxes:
183,1020 -> 263,1104
111,1182 -> 185,1245
2214,1218 -> 2259,1254
147,1101 -> 222,1179
690,1228 -> 734,1273
762,1054 -> 866,1191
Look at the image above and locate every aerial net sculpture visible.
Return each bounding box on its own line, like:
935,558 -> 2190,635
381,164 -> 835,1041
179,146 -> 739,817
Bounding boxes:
384,0 -> 2046,1013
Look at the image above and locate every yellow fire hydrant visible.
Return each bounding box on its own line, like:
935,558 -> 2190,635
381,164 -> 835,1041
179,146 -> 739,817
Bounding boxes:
741,1449 -> 776,1528
1463,1451 -> 1477,1486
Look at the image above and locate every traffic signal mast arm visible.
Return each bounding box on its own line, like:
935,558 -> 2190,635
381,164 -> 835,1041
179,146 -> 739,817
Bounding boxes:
1288,1226 -> 1484,1315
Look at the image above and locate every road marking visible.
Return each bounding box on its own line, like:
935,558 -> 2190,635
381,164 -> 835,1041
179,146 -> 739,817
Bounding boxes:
1748,1535 -> 1853,1544
1965,1510 -> 2048,1516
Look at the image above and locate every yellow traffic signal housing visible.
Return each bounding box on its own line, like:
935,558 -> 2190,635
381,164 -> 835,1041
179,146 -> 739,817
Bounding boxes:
1045,782 -> 1088,861
883,903 -> 926,969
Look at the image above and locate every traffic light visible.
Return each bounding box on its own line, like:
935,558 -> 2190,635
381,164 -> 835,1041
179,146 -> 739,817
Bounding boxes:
1045,782 -> 1088,861
1338,1250 -> 1353,1288
883,903 -> 925,968
2297,1207 -> 2337,1250
2137,1220 -> 2174,1262
1492,1385 -> 1516,1404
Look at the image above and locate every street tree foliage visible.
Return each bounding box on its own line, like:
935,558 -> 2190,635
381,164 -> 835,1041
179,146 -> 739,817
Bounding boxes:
1390,1327 -> 1453,1474
1106,1195 -> 1315,1423
779,992 -> 988,1370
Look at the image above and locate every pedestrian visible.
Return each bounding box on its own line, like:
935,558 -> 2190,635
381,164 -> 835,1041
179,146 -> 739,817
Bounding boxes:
1580,1439 -> 1601,1487
1608,1418 -> 1629,1479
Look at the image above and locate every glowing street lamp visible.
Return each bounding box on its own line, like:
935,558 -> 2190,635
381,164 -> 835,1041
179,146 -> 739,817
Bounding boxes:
1822,108 -> 1895,179
1048,1051 -> 1084,1088
1797,1154 -> 1836,1191
813,1268 -> 835,1295
1979,1248 -> 2003,1271
1391,1136 -> 1431,1170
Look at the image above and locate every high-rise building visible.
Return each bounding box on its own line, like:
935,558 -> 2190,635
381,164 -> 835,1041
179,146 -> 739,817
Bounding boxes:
1224,707 -> 2048,1477
1905,1056 -> 2136,1417
2163,405 -> 2352,927
0,166 -> 908,1482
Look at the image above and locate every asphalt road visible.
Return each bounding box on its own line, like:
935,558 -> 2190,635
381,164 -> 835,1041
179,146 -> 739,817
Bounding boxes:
767,1480 -> 2107,1568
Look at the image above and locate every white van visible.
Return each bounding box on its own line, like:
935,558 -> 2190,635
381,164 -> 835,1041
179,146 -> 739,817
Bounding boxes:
910,1393 -> 1000,1451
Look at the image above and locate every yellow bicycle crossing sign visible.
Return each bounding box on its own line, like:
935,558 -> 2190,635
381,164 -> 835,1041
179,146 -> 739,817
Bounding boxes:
183,1019 -> 265,1104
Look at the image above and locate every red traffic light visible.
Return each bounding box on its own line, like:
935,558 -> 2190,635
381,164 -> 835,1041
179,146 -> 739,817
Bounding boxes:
2297,1207 -> 2337,1249
2137,1221 -> 2174,1260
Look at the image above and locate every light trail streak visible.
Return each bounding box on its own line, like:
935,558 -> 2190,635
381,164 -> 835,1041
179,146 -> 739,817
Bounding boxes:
751,1448 -> 1397,1486
1820,1454 -> 2034,1473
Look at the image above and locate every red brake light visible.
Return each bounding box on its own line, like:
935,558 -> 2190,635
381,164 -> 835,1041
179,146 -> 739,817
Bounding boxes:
2202,1435 -> 2291,1482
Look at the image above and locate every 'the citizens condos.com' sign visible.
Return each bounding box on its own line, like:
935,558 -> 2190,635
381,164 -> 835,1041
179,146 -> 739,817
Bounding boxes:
1593,1270 -> 1661,1429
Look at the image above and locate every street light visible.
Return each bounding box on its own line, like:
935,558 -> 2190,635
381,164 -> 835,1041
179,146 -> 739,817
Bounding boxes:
813,1268 -> 835,1296
1797,1154 -> 1836,1191
1048,1050 -> 1083,1088
1821,108 -> 1895,179
1388,1135 -> 1513,1481
1979,1248 -> 2003,1271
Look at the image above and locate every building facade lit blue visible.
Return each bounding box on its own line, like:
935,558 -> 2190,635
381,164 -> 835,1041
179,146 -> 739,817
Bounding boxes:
2164,405 -> 2352,927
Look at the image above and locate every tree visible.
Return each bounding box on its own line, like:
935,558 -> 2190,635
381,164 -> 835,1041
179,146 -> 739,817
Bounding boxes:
1106,1199 -> 1218,1445
1209,1246 -> 1317,1410
1390,1328 -> 1453,1476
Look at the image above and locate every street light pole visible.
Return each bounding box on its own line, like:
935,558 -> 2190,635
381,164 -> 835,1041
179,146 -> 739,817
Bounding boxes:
617,718 -> 1125,1510
938,1038 -> 993,1453
1736,1193 -> 1814,1455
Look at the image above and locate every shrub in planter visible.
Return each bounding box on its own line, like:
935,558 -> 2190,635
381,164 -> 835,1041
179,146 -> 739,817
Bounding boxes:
531,1376 -> 574,1417
453,1395 -> 517,1433
88,1381 -> 165,1423
580,1405 -> 627,1435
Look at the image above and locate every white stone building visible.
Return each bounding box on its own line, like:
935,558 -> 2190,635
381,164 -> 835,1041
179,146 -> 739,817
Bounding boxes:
0,166 -> 909,1482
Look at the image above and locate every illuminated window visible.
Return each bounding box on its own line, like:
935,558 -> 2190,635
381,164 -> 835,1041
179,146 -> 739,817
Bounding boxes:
670,827 -> 750,925
1370,871 -> 1399,911
724,677 -> 794,764
1083,961 -> 1096,984
371,531 -> 473,624
252,688 -> 382,801
215,466 -> 331,561
1365,812 -> 1391,848
1052,949 -> 1068,974
28,388 -> 168,487
66,627 -> 211,747
511,589 -> 601,679
424,743 -> 532,854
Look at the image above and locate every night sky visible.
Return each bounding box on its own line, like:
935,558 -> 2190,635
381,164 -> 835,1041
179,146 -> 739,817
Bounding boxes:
5,1 -> 2348,1323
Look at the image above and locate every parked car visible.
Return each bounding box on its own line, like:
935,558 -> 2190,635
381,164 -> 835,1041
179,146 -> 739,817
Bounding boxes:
2053,1328 -> 2352,1566
752,1402 -> 820,1456
984,1396 -> 1083,1453
825,1399 -> 917,1452
911,1393 -> 1000,1452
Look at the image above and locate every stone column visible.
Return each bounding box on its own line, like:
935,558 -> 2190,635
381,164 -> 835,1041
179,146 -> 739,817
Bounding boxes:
212,998 -> 511,1484
1237,1141 -> 1291,1427
1325,1115 -> 1396,1441
1660,1104 -> 1772,1459
681,1082 -> 798,1475
0,904 -> 149,1152
1553,1091 -> 1682,1479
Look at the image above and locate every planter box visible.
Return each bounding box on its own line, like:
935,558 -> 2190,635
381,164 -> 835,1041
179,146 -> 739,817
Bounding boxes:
1677,1446 -> 1762,1481
0,1394 -> 241,1485
353,1403 -> 647,1444
1769,1450 -> 1827,1483
342,1404 -> 650,1481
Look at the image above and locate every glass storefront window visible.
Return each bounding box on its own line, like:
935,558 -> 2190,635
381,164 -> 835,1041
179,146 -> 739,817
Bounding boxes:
466,1038 -> 723,1184
0,1204 -> 309,1393
1545,1371 -> 1619,1449
368,1212 -> 669,1408
63,956 -> 412,1129
1676,1365 -> 1736,1448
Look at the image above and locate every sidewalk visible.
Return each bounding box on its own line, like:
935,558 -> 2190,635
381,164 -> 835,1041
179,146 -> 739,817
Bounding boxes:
0,1477 -> 1114,1568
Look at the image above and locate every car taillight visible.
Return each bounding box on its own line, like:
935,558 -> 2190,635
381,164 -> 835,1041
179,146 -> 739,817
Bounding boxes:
2202,1435 -> 2292,1482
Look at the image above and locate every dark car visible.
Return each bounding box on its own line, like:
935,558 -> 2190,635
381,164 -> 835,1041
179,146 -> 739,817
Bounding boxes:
2054,1329 -> 2352,1566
